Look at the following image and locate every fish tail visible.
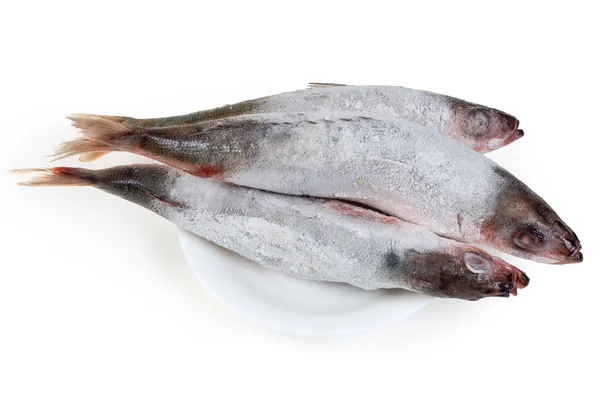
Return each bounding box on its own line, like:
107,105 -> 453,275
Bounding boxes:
59,113 -> 236,176
50,138 -> 113,162
62,112 -> 229,177
11,167 -> 95,187
68,113 -> 134,139
49,114 -> 138,162
78,151 -> 110,162
13,164 -> 186,208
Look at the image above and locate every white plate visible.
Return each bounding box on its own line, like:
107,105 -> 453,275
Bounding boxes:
178,228 -> 433,336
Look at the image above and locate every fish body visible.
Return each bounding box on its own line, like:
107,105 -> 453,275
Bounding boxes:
16,165 -> 529,300
95,84 -> 523,153
59,112 -> 581,264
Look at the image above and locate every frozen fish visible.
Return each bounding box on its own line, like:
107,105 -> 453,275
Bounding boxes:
55,112 -> 581,264
85,83 -> 522,153
15,165 -> 529,300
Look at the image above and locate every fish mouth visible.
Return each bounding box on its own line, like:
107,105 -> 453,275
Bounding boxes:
507,265 -> 530,296
502,129 -> 525,146
552,230 -> 583,264
554,243 -> 583,264
484,129 -> 524,152
514,268 -> 530,291
491,257 -> 530,296
570,252 -> 584,263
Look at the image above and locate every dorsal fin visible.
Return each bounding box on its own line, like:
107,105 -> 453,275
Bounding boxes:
307,82 -> 347,89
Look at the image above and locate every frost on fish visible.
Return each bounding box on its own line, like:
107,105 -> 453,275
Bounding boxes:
15,165 -> 529,300
78,84 -> 522,153
54,111 -> 581,264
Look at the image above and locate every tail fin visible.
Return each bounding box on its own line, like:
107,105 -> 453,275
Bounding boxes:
12,167 -> 93,187
50,138 -> 112,162
55,114 -> 139,162
78,151 -> 110,162
68,113 -> 134,139
60,112 -> 216,163
69,113 -> 127,123
13,165 -> 186,208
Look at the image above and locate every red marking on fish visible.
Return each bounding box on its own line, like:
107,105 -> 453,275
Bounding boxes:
190,165 -> 225,179
457,213 -> 463,236
472,144 -> 486,152
480,219 -> 496,241
51,167 -> 75,175
329,201 -> 403,226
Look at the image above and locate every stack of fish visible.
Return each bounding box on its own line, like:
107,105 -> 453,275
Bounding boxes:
15,83 -> 582,300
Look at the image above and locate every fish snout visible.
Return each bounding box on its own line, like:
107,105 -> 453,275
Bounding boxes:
566,236 -> 581,256
509,266 -> 530,295
547,217 -> 583,264
516,270 -> 530,289
560,238 -> 583,264
553,242 -> 583,264
561,229 -> 583,263
570,252 -> 583,263
502,129 -> 525,147
484,129 -> 524,152
491,257 -> 529,296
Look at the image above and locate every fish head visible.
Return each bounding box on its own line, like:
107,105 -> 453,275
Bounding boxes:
483,203 -> 583,265
452,102 -> 523,153
401,247 -> 529,300
446,247 -> 529,300
481,169 -> 583,264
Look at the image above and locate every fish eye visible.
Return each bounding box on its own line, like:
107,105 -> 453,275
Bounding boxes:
464,252 -> 491,274
513,226 -> 547,251
466,109 -> 491,138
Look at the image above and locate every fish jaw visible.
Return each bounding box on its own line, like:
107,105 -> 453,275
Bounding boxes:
544,224 -> 583,264
484,129 -> 525,152
489,256 -> 530,296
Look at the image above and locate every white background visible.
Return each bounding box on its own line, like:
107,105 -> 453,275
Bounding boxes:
1,1 -> 598,399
